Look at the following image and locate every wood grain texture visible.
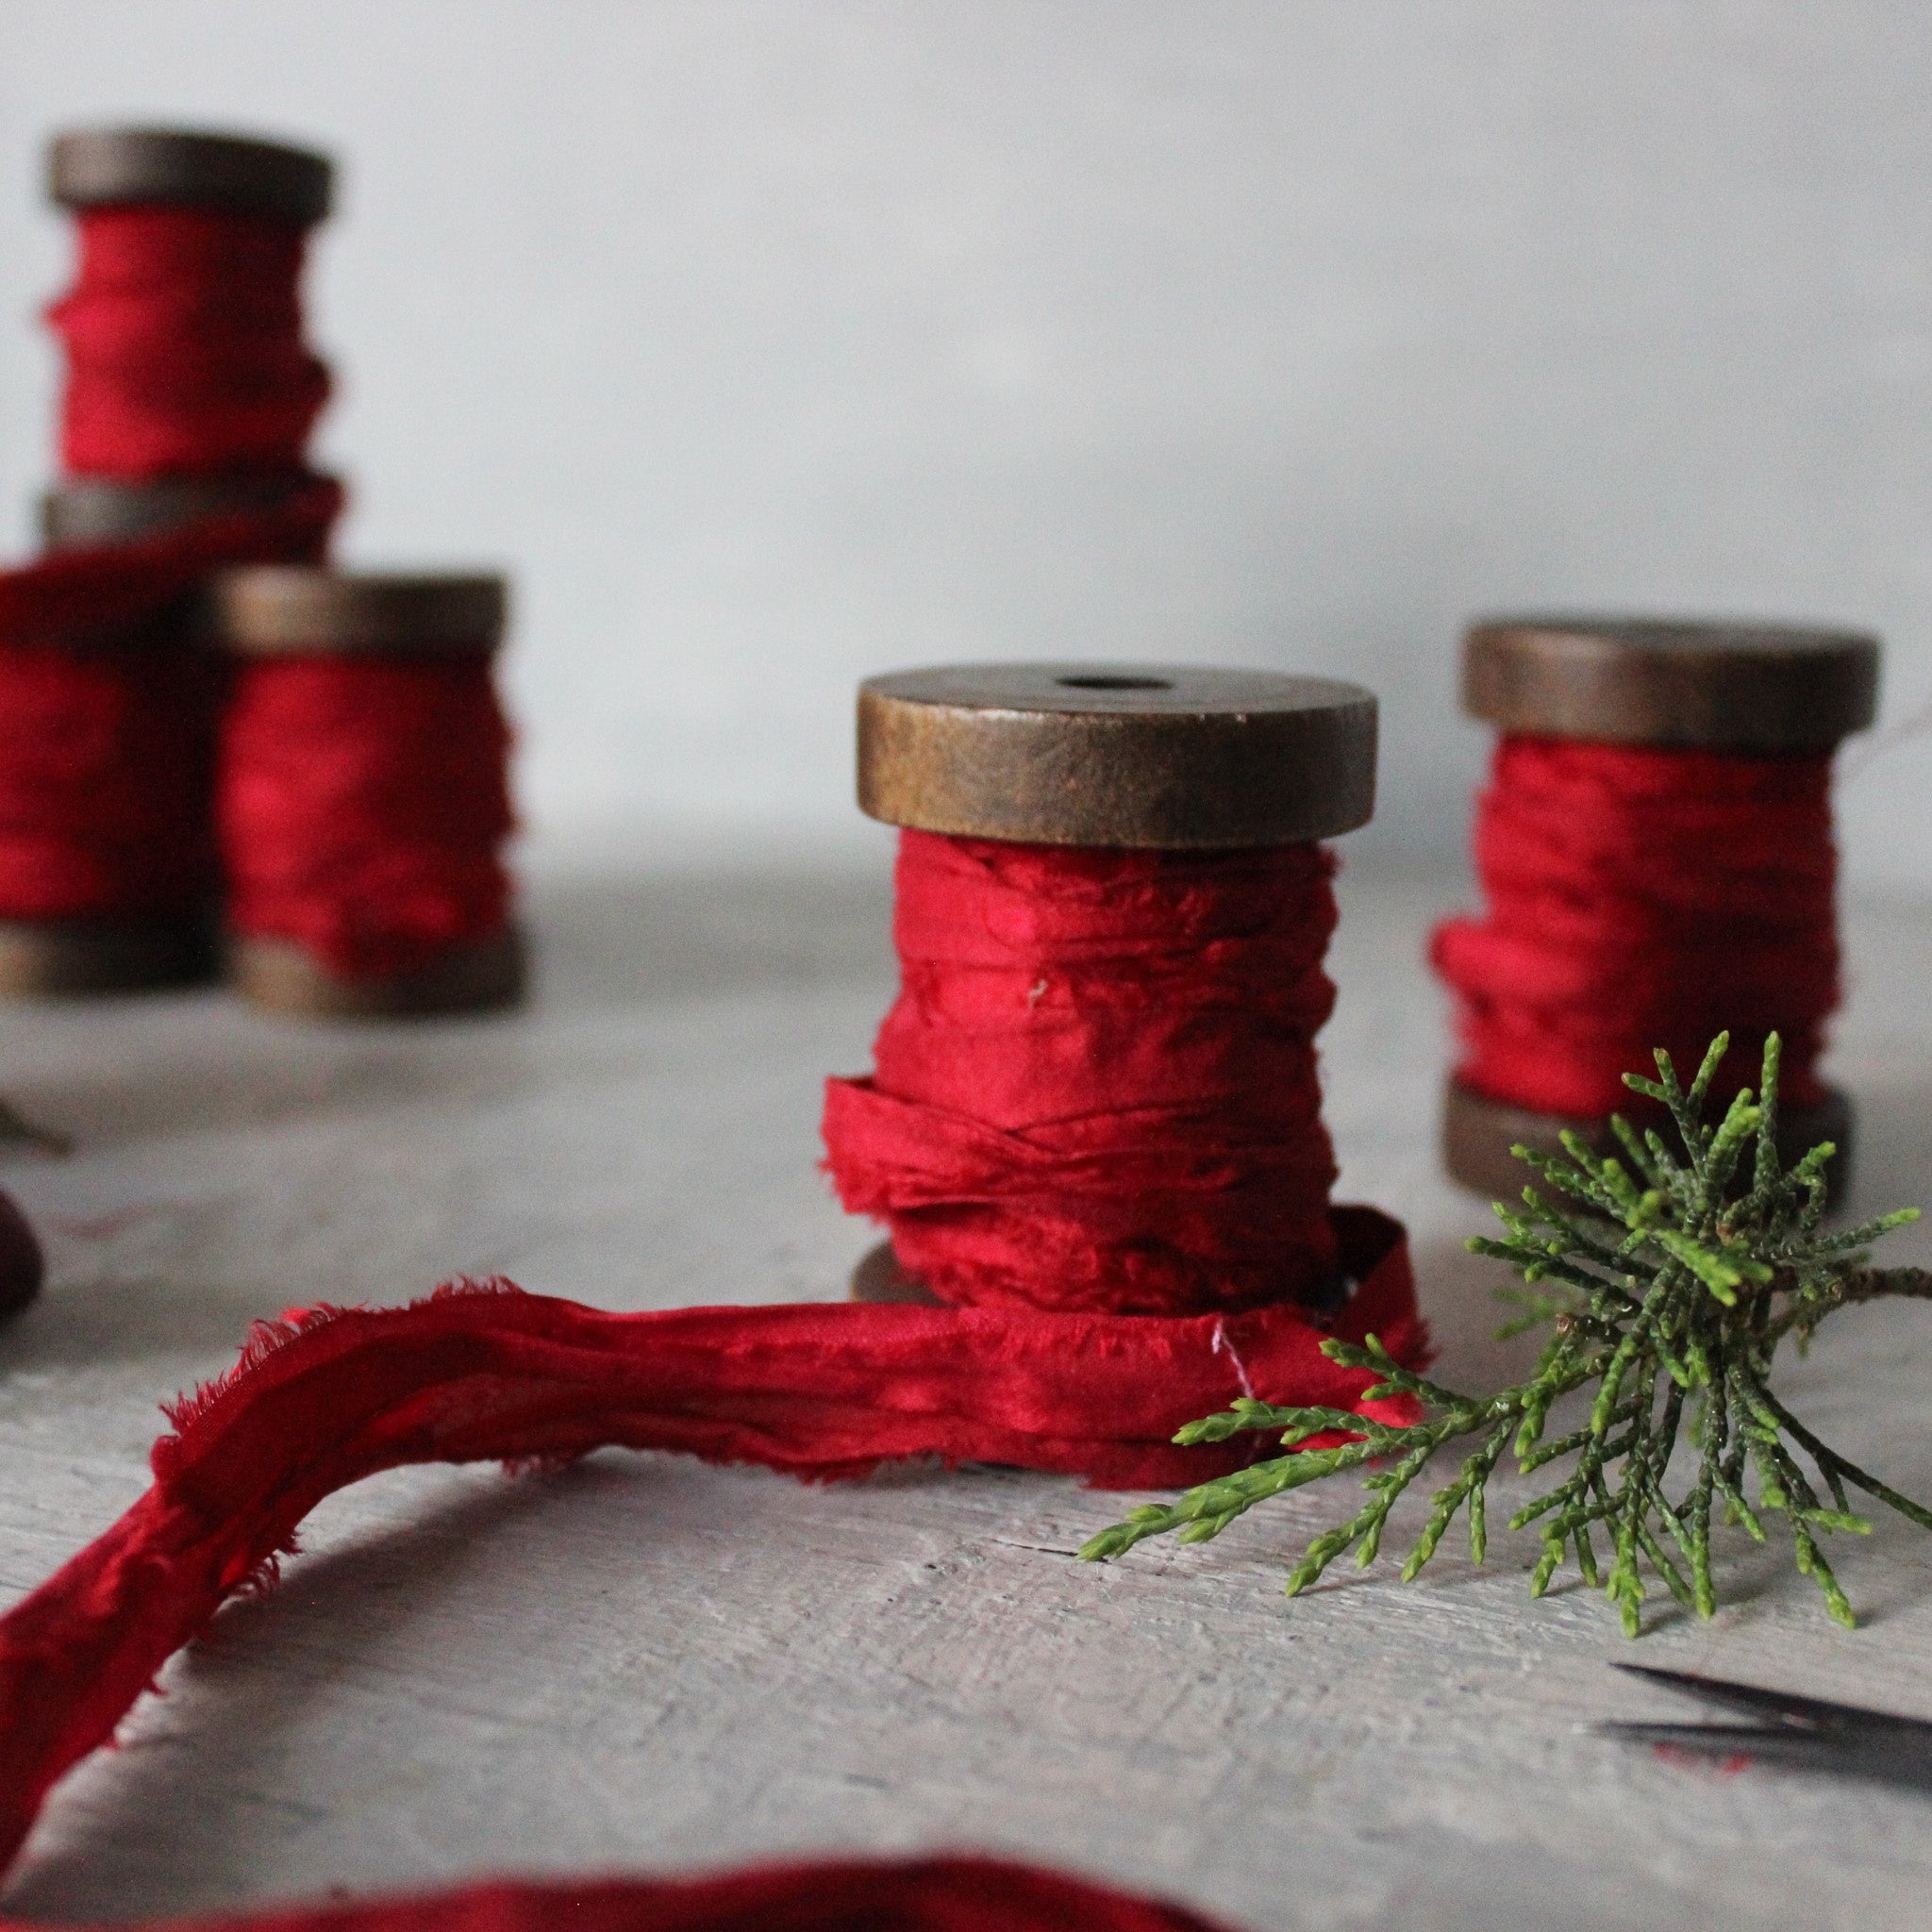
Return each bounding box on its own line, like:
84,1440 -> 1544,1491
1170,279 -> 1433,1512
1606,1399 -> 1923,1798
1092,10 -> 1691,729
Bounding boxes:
850,1237 -> 940,1305
209,569 -> 507,658
0,916 -> 214,999
1,849 -> 1930,1931
857,663 -> 1376,847
47,127 -> 333,225
227,927 -> 527,1020
1463,618 -> 1878,751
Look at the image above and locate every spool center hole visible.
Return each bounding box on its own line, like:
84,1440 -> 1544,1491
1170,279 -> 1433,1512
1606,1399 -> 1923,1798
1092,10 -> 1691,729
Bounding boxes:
1055,675 -> 1174,691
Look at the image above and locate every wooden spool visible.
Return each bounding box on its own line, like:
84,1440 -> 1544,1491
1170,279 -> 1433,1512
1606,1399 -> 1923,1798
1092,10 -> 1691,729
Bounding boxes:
209,567 -> 524,1019
850,660 -> 1378,1300
47,126 -> 333,225
1445,616 -> 1879,1200
2,134 -> 334,999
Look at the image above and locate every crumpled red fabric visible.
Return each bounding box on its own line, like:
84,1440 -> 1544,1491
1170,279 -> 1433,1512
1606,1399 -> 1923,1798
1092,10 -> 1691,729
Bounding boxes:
218,654 -> 516,978
824,833 -> 1343,1315
50,204 -> 331,478
0,1246 -> 1422,1921
1432,734 -> 1840,1118
0,631 -> 218,920
0,1859 -> 1228,1931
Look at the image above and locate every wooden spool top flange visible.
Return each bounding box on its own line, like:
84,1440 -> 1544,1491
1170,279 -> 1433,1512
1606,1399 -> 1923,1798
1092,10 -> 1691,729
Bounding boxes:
209,568 -> 507,658
48,126 -> 334,225
857,662 -> 1376,848
1463,617 -> 1879,753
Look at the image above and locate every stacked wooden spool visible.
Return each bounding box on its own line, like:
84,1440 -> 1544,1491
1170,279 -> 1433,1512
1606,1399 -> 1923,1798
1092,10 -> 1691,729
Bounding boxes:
0,129 -> 334,998
3,126 -> 521,1020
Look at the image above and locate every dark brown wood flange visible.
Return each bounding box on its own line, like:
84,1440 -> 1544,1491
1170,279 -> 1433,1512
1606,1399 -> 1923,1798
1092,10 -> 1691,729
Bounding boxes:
849,1239 -> 941,1306
1463,617 -> 1878,753
851,1210 -> 1384,1314
48,127 -> 333,225
41,475 -> 321,551
0,917 -> 215,998
0,1193 -> 45,1324
226,928 -> 526,1021
209,568 -> 507,657
857,662 -> 1376,848
1441,1074 -> 1853,1206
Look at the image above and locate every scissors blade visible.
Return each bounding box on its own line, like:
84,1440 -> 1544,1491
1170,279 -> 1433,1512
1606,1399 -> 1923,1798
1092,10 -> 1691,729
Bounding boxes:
1611,1662 -> 1932,1740
1596,1719 -> 1932,1792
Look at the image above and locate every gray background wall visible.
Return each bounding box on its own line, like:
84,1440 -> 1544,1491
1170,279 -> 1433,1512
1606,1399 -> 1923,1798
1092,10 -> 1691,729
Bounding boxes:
2,3 -> 1928,886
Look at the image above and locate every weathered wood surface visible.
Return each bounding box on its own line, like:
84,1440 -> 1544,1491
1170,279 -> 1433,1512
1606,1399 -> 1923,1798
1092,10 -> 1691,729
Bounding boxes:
4,846 -> 1932,1931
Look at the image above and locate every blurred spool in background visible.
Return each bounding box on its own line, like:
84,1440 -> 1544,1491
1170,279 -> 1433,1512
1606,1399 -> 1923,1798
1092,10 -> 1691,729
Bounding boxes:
0,125 -> 338,998
209,565 -> 523,1019
1432,616 -> 1879,1201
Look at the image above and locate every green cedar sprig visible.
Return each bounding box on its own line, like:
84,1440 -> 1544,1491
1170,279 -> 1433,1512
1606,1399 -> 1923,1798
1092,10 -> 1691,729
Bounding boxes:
1079,1033 -> 1932,1634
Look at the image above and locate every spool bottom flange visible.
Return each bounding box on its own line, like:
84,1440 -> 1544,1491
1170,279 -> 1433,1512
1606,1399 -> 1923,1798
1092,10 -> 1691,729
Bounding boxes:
849,1231 -> 1358,1317
227,926 -> 526,1019
0,916 -> 215,996
0,1193 -> 44,1323
1441,1074 -> 1853,1206
849,1239 -> 941,1306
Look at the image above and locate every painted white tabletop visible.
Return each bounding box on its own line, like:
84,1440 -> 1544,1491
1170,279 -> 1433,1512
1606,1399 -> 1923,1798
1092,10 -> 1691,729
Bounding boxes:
3,840 -> 1932,1932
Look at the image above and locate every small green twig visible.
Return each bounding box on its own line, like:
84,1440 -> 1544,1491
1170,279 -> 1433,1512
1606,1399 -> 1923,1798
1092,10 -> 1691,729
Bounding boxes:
1079,1032 -> 1932,1634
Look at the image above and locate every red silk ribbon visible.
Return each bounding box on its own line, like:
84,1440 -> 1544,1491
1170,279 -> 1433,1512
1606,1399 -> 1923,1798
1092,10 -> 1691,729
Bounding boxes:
218,653 -> 516,978
0,1860 -> 1225,1932
0,481 -> 340,648
824,833 -> 1344,1315
0,1246 -> 1421,1925
0,484 -> 341,923
50,204 -> 331,479
0,633 -> 218,921
1432,734 -> 1840,1118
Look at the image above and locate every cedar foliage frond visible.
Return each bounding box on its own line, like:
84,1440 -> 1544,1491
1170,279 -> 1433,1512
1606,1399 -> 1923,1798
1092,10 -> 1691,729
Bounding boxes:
1080,1034 -> 1932,1634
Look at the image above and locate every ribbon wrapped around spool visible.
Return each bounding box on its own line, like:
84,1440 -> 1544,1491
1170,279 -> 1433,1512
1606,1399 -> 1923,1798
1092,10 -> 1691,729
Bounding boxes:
1432,617 -> 1879,1198
209,567 -> 524,1017
0,126 -> 341,997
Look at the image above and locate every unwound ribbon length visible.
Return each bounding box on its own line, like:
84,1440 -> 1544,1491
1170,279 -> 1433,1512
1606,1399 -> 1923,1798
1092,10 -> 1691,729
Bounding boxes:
0,1262 -> 1423,1928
